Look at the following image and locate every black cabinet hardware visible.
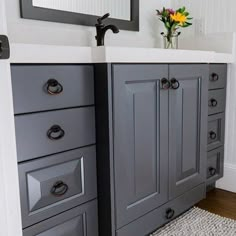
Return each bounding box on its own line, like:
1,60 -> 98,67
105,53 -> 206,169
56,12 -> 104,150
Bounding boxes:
0,35 -> 10,60
170,78 -> 180,90
51,181 -> 68,196
210,73 -> 219,82
47,125 -> 65,140
46,79 -> 63,95
208,167 -> 217,177
166,208 -> 175,219
161,78 -> 171,90
209,131 -> 217,140
208,98 -> 218,107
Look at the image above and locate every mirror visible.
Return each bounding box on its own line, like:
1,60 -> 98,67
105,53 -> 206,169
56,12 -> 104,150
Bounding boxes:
20,0 -> 139,31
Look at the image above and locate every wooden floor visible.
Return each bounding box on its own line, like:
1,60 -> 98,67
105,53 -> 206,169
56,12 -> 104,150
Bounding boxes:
196,188 -> 236,220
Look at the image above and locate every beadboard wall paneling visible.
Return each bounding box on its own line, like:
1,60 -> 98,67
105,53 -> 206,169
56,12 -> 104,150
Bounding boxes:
33,0 -> 131,20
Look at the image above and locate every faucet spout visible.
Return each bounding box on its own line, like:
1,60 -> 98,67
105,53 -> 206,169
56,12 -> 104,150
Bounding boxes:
104,25 -> 119,34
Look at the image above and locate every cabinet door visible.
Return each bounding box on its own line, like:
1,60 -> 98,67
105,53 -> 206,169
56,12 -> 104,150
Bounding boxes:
112,64 -> 169,229
169,65 -> 208,199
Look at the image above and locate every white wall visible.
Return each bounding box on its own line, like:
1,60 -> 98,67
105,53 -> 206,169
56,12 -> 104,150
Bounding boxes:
6,0 -> 171,48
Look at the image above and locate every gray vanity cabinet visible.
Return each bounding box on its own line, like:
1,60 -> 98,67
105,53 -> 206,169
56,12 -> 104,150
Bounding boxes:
95,64 -> 208,236
112,65 -> 169,228
168,65 -> 208,199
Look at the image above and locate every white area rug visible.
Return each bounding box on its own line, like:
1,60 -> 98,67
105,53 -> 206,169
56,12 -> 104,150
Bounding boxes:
151,207 -> 236,236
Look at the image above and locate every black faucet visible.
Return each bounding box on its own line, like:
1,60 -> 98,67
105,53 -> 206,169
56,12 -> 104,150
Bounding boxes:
95,13 -> 119,46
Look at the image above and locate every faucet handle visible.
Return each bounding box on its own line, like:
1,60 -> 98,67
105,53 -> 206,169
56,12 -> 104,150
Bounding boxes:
97,13 -> 110,24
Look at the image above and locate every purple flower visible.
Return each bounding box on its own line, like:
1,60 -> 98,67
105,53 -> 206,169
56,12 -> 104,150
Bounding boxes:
167,9 -> 175,15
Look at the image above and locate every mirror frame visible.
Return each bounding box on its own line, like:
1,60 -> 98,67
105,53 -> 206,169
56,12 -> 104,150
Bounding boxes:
20,0 -> 139,31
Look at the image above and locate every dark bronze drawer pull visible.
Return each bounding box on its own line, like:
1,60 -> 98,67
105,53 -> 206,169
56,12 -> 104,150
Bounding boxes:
209,131 -> 217,140
208,99 -> 218,107
210,73 -> 219,82
166,208 -> 175,219
47,125 -> 65,140
161,78 -> 170,90
46,79 -> 63,95
51,181 -> 68,196
208,167 -> 217,177
170,78 -> 180,90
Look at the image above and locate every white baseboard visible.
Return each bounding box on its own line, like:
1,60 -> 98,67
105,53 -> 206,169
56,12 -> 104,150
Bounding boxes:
216,163 -> 236,193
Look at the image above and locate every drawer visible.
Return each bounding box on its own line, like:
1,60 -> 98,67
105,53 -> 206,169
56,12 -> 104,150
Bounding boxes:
207,147 -> 224,185
207,113 -> 225,151
116,184 -> 205,236
19,146 -> 97,228
208,89 -> 226,115
209,64 -> 227,90
11,65 -> 94,114
23,200 -> 98,236
15,107 -> 95,162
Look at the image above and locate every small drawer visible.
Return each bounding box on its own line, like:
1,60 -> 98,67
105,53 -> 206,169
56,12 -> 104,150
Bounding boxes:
207,147 -> 224,184
11,65 -> 94,114
208,89 -> 226,115
15,107 -> 95,162
209,64 -> 227,90
19,146 -> 97,228
23,200 -> 98,236
207,113 -> 225,151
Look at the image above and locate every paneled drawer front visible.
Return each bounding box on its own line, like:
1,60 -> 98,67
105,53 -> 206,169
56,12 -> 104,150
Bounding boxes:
116,184 -> 205,236
11,65 -> 94,114
208,113 -> 225,151
23,200 -> 98,236
208,89 -> 226,115
19,146 -> 97,228
207,147 -> 224,185
209,64 -> 227,90
15,107 -> 95,162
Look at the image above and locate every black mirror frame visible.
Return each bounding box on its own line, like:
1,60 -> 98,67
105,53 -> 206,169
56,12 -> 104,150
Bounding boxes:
20,0 -> 139,31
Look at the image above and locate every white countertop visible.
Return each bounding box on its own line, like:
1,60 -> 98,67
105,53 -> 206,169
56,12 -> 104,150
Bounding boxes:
10,44 -> 235,64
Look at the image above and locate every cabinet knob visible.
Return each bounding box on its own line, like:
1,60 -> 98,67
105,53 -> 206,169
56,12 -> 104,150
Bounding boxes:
47,125 -> 65,140
51,181 -> 68,196
209,131 -> 217,140
208,167 -> 217,177
170,78 -> 180,90
46,79 -> 63,95
161,78 -> 170,90
208,98 -> 218,107
165,208 -> 175,219
210,73 -> 219,82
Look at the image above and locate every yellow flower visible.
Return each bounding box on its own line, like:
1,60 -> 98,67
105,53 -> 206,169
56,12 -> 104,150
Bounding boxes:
170,12 -> 187,25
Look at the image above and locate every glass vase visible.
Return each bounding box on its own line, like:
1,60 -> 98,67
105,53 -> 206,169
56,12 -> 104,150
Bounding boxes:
162,32 -> 180,49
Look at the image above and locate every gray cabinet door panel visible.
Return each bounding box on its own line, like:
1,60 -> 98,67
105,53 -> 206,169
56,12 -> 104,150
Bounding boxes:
112,64 -> 169,229
11,65 -> 94,114
169,65 -> 208,199
116,184 -> 205,236
23,200 -> 98,236
208,89 -> 226,115
19,146 -> 97,228
209,64 -> 227,90
15,107 -> 95,162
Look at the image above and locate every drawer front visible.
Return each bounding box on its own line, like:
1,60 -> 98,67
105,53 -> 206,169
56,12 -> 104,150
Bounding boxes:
15,107 -> 95,162
19,146 -> 97,228
208,89 -> 226,115
208,113 -> 225,151
207,147 -> 224,184
209,64 -> 227,90
23,200 -> 98,236
11,65 -> 94,114
116,184 -> 205,236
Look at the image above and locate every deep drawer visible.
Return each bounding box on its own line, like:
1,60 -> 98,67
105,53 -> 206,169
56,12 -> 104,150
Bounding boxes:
209,64 -> 227,90
19,146 -> 97,228
15,107 -> 95,162
23,199 -> 98,236
11,65 -> 94,114
207,113 -> 225,151
116,184 -> 205,236
207,147 -> 224,185
208,89 -> 226,115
